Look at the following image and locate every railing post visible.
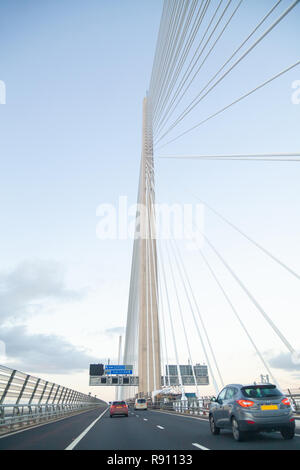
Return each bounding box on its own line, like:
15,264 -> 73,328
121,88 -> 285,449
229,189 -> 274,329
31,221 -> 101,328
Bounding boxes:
29,378 -> 41,404
52,385 -> 60,404
46,383 -> 55,404
0,369 -> 17,404
62,388 -> 71,408
16,375 -> 30,404
38,381 -> 49,404
57,386 -> 65,404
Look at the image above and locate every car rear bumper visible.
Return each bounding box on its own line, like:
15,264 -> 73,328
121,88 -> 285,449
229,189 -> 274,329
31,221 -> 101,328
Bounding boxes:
238,417 -> 295,432
110,409 -> 128,416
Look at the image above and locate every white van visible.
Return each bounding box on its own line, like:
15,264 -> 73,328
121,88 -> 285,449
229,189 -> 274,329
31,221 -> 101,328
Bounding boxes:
134,398 -> 147,410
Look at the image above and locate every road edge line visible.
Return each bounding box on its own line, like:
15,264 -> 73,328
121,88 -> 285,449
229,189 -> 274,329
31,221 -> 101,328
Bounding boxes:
65,407 -> 109,450
0,406 -> 105,440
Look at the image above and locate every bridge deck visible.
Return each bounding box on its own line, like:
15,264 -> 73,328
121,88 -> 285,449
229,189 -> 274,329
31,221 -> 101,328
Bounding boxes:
0,406 -> 299,451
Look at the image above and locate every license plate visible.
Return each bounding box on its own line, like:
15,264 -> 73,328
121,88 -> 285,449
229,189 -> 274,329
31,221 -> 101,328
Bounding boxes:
261,405 -> 278,410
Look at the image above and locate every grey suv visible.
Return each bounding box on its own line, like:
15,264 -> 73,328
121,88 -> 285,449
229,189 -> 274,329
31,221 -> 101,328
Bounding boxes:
209,383 -> 295,441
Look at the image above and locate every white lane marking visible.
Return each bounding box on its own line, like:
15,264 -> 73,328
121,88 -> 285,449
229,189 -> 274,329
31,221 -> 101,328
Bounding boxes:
152,411 -> 300,440
65,407 -> 108,450
157,425 -> 165,430
151,410 -> 300,439
151,409 -> 209,423
143,418 -> 148,421
136,415 -> 139,417
192,443 -> 210,451
0,407 -> 102,440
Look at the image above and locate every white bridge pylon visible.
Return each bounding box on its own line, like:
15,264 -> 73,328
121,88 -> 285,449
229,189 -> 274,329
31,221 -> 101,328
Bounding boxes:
122,97 -> 161,398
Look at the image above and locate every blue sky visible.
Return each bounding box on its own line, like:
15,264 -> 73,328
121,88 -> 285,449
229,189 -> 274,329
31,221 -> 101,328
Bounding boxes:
0,0 -> 299,400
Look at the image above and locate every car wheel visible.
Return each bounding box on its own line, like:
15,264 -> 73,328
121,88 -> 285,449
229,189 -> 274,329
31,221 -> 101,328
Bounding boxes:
110,415 -> 113,418
209,414 -> 220,435
281,427 -> 295,440
232,417 -> 246,442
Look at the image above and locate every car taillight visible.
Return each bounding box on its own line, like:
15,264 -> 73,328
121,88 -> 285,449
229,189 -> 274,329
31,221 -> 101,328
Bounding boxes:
281,398 -> 291,406
236,399 -> 254,408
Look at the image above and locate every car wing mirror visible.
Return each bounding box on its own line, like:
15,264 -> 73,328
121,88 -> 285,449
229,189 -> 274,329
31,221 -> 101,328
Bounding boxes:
210,397 -> 217,402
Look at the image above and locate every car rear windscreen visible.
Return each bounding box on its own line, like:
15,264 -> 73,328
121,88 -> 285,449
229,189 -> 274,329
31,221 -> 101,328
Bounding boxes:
241,385 -> 283,399
112,401 -> 126,405
137,399 -> 146,403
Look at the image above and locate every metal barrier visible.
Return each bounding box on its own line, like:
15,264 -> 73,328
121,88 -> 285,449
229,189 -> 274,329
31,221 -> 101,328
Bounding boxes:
149,398 -> 210,417
0,364 -> 106,432
150,391 -> 300,416
285,389 -> 300,413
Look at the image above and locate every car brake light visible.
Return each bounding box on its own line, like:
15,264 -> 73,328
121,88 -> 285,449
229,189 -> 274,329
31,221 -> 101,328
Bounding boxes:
281,398 -> 291,406
246,420 -> 255,424
236,399 -> 254,408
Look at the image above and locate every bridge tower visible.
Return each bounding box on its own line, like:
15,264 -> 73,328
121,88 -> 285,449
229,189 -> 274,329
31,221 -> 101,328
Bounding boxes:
137,97 -> 161,396
122,97 -> 161,398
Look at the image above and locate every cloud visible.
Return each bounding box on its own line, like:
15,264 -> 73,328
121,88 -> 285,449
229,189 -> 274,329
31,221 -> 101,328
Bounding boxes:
268,351 -> 300,372
0,325 -> 99,374
0,260 -> 93,374
0,259 -> 82,322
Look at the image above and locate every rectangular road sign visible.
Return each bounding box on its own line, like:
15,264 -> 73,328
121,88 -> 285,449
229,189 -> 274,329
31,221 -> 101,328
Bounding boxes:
105,365 -> 133,371
89,376 -> 138,386
105,370 -> 133,375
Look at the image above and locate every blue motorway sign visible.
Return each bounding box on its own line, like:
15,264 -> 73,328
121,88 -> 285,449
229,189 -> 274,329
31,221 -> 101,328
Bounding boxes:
105,365 -> 127,370
105,365 -> 133,375
105,370 -> 133,375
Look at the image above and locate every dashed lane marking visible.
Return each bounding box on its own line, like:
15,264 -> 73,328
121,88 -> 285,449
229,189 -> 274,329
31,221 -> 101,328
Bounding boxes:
192,443 -> 210,451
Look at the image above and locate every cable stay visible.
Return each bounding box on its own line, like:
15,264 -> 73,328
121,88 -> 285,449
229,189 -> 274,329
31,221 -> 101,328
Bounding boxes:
157,241 -> 185,395
168,238 -> 223,394
192,225 -> 298,357
153,0 -> 223,128
190,196 -> 300,281
158,153 -> 300,162
154,0 -> 284,139
155,0 -> 300,145
195,242 -> 279,387
164,241 -> 201,397
170,237 -> 224,390
156,60 -> 300,149
155,0 -> 244,136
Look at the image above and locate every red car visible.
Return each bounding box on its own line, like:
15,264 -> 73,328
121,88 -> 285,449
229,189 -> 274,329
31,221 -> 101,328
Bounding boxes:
110,401 -> 128,418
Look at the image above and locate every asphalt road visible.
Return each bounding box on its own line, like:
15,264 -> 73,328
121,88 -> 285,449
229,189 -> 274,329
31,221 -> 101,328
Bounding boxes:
0,406 -> 299,450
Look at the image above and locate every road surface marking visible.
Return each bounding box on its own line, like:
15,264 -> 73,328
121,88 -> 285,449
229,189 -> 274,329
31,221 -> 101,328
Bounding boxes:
192,443 -> 210,451
143,418 -> 148,421
0,407 -> 104,440
150,409 -> 209,422
157,425 -> 165,430
65,408 -> 108,450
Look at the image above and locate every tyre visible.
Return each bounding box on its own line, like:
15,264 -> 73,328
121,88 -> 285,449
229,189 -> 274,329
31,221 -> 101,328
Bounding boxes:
209,414 -> 220,435
110,415 -> 113,418
281,427 -> 295,440
232,417 -> 246,442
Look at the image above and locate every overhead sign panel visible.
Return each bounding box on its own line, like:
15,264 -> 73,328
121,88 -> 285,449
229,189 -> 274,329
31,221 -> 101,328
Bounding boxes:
89,376 -> 139,387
